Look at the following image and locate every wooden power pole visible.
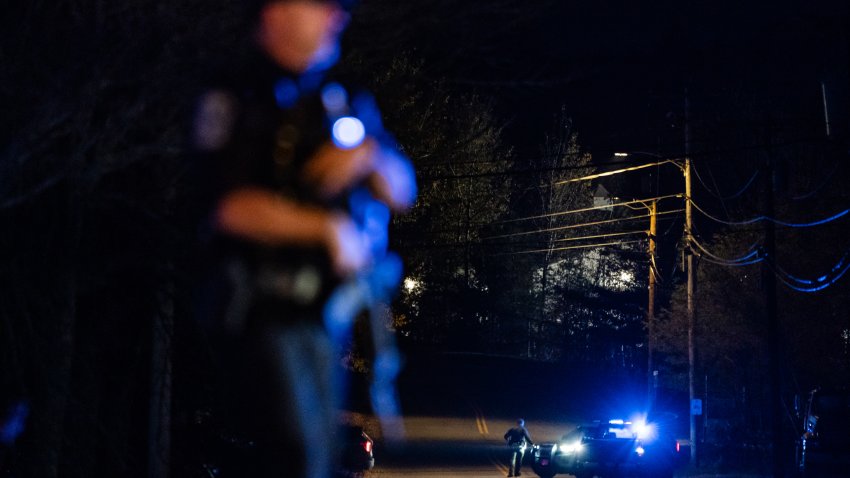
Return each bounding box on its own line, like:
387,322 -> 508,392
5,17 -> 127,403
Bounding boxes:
647,199 -> 657,409
684,91 -> 698,466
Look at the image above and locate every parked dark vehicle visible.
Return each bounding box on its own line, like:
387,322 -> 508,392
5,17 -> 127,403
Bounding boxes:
531,416 -> 680,478
185,417 -> 375,477
336,424 -> 375,477
795,388 -> 850,477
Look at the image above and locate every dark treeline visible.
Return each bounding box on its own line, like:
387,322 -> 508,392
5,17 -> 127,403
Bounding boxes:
1,1 -> 247,475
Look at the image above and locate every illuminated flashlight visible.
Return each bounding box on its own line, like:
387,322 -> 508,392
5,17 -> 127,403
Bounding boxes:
332,116 -> 366,149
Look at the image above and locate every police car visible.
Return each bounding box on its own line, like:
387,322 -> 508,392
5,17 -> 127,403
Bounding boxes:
530,416 -> 680,478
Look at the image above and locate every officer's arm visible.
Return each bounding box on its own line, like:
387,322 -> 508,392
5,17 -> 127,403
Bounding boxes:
215,187 -> 369,276
301,139 -> 378,200
300,138 -> 417,212
366,144 -> 417,212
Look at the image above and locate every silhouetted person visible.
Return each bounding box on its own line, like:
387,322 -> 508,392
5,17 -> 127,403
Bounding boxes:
504,418 -> 533,477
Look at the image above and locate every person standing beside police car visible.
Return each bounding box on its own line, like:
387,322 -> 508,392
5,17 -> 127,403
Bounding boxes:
504,418 -> 534,477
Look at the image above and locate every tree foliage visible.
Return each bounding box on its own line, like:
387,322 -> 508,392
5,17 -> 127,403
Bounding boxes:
1,1 -> 243,475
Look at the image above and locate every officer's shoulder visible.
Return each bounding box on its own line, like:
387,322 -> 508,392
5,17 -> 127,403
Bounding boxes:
192,89 -> 240,152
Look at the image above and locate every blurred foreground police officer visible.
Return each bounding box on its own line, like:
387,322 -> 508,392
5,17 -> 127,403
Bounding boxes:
190,1 -> 416,476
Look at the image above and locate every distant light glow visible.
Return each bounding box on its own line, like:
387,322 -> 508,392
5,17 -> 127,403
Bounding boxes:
404,277 -> 419,292
332,116 -> 366,149
609,419 -> 625,425
635,445 -> 645,456
614,152 -> 629,157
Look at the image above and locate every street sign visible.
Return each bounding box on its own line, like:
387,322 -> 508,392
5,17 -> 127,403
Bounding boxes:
691,398 -> 703,416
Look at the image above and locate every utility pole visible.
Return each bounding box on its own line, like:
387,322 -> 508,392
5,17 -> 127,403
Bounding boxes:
684,91 -> 698,466
647,199 -> 657,409
763,117 -> 783,478
685,157 -> 697,466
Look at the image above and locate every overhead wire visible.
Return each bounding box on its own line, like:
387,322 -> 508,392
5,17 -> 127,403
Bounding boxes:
686,218 -> 762,265
790,159 -> 841,201
683,234 -> 850,292
553,230 -> 647,244
473,230 -> 649,254
551,160 -> 679,186
689,235 -> 761,265
650,254 -> 661,281
688,199 -> 850,228
765,250 -> 850,293
494,194 -> 682,224
704,160 -> 732,219
691,160 -> 759,201
483,208 -> 685,240
498,238 -> 646,256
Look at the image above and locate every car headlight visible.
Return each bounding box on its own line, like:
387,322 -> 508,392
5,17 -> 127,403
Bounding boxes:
632,421 -> 657,441
635,445 -> 645,456
559,442 -> 583,454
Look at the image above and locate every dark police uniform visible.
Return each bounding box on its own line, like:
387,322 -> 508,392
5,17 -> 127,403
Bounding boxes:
504,422 -> 533,477
192,52 -> 346,478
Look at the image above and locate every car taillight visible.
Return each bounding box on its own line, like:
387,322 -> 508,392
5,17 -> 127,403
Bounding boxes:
676,442 -> 680,453
362,440 -> 373,453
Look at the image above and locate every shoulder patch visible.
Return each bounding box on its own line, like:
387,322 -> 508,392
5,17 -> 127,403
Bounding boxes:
193,90 -> 238,151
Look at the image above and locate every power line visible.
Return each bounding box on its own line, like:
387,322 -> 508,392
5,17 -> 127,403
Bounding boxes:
483,209 -> 685,240
687,240 -> 850,292
650,252 -> 664,282
495,194 -> 682,224
691,161 -> 759,201
688,199 -> 850,228
689,235 -> 761,265
790,159 -> 842,201
699,255 -> 764,267
391,212 -> 679,237
765,250 -> 850,293
552,160 -> 679,186
394,231 -> 650,250
553,230 -> 647,244
498,238 -> 646,256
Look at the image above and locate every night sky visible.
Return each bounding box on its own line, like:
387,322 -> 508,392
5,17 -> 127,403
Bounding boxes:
354,0 -> 850,157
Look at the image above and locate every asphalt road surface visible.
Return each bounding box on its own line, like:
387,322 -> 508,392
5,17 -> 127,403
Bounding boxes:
345,414 -> 577,478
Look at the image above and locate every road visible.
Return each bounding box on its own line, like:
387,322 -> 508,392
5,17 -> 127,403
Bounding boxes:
346,414 -> 757,478
344,414 -> 577,478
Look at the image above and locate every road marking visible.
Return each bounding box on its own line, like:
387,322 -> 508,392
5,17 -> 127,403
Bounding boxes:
470,403 -> 489,436
476,415 -> 489,435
